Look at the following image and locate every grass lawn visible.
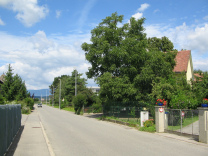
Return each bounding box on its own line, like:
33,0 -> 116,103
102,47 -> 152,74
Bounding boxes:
99,116 -> 156,132
168,116 -> 199,131
63,106 -> 75,113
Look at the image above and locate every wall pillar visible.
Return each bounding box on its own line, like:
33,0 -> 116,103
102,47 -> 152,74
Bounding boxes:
155,106 -> 165,133
198,107 -> 208,144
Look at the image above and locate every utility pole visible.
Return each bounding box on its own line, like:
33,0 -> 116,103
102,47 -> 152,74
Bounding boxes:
52,85 -> 54,107
75,69 -> 77,96
59,79 -> 61,110
46,90 -> 47,105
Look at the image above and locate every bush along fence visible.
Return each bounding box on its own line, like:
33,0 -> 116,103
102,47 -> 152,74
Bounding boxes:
101,101 -> 153,126
0,104 -> 21,156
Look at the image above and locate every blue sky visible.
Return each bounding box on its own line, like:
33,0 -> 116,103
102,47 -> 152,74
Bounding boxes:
0,0 -> 208,90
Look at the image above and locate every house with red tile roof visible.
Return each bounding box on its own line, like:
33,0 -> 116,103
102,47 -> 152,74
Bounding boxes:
0,74 -> 5,92
173,50 -> 194,83
194,73 -> 203,81
0,74 -> 4,84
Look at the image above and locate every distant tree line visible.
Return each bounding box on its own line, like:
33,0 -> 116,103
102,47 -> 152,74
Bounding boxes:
49,70 -> 100,114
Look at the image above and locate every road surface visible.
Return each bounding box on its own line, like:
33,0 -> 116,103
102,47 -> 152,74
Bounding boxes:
36,105 -> 207,156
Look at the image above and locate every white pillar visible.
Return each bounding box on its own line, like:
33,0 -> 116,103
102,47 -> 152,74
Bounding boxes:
198,107 -> 208,144
140,111 -> 149,127
155,106 -> 165,133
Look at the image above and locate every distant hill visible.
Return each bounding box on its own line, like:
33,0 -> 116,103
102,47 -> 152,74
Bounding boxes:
28,89 -> 51,97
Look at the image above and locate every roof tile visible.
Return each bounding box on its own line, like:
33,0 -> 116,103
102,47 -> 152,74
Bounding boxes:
173,50 -> 191,73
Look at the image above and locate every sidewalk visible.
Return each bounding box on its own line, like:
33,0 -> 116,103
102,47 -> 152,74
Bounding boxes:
6,108 -> 51,156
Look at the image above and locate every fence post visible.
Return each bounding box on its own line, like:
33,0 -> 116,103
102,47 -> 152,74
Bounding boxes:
180,109 -> 182,134
5,104 -> 8,150
155,106 -> 165,132
198,107 -> 208,144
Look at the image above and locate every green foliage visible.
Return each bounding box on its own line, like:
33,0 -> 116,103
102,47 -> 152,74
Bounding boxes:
0,93 -> 5,104
139,125 -> 156,132
1,64 -> 28,101
21,105 -> 31,114
97,72 -> 137,103
129,107 -> 136,118
73,94 -> 87,115
150,73 -> 200,109
91,103 -> 102,113
34,98 -> 39,102
49,70 -> 93,108
82,12 -> 176,104
62,106 -> 75,112
24,97 -> 34,110
143,119 -> 154,127
169,90 -> 198,109
192,72 -> 208,102
147,36 -> 174,52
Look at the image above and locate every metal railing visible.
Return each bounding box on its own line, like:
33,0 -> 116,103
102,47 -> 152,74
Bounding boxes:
0,104 -> 21,156
164,109 -> 199,138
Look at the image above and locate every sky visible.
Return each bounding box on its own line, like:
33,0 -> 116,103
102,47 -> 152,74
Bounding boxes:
0,0 -> 208,90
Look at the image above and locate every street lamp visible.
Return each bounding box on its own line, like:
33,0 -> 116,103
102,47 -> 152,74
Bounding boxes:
59,79 -> 61,110
52,85 -> 54,107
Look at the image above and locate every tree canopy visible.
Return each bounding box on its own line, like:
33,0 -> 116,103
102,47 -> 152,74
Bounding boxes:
0,64 -> 28,102
49,70 -> 96,107
82,12 -> 176,103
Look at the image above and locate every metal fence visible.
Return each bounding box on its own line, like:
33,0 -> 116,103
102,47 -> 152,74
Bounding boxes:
0,104 -> 21,156
102,105 -> 151,124
164,109 -> 199,139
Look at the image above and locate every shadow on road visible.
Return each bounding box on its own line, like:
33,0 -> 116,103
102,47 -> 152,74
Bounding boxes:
5,125 -> 24,156
84,113 -> 103,118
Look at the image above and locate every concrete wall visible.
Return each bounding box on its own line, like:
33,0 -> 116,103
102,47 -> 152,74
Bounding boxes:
198,107 -> 208,144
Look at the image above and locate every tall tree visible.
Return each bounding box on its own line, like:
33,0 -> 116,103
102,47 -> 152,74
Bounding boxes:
82,12 -> 176,102
1,64 -> 14,100
1,64 -> 28,101
82,12 -> 148,80
147,36 -> 174,52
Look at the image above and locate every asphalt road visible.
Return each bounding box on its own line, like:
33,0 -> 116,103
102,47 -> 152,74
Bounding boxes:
37,105 -> 208,156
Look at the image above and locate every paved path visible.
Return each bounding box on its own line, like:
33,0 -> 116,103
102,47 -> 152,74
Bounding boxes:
7,105 -> 208,156
6,107 -> 51,156
180,120 -> 199,135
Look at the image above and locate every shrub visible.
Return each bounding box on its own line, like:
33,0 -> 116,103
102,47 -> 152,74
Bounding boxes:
169,91 -> 199,109
73,94 -> 87,115
21,106 -> 31,114
143,119 -> 154,127
24,97 -> 34,110
92,103 -> 102,113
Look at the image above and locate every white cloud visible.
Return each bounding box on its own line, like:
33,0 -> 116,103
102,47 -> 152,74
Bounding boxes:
56,10 -> 61,18
138,3 -> 150,12
203,15 -> 208,20
188,24 -> 208,53
0,18 -> 5,25
193,58 -> 208,71
0,30 -> 92,90
145,22 -> 208,71
0,0 -> 49,27
78,0 -> 96,29
132,3 -> 150,20
154,9 -> 160,13
30,31 -> 55,53
132,12 -> 143,20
